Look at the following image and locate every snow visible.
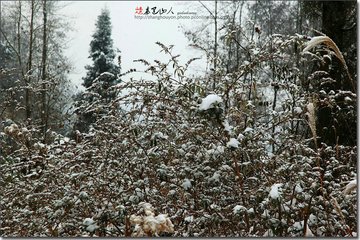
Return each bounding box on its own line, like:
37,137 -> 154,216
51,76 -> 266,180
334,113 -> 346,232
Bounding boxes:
220,164 -> 232,171
182,178 -> 192,190
168,189 -> 176,196
308,214 -> 317,225
184,216 -> 194,222
86,224 -> 98,232
344,96 -> 352,102
246,101 -> 254,108
214,146 -> 225,154
153,132 -> 168,140
263,229 -> 274,237
99,72 -> 115,77
79,191 -> 89,199
83,218 -> 95,226
233,205 -> 247,214
293,221 -> 303,230
269,183 -> 283,200
295,184 -> 303,193
227,138 -> 240,149
243,127 -> 254,133
294,107 -> 302,114
293,220 -> 313,236
210,203 -> 219,210
237,133 -> 245,141
251,48 -> 260,55
209,172 -> 221,183
261,209 -> 269,219
206,146 -> 225,157
222,120 -> 232,133
199,94 -> 223,110
93,72 -> 116,83
247,208 -> 254,214
129,195 -> 138,202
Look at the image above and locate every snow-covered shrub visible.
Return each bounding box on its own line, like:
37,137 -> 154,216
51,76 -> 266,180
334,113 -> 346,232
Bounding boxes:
0,37 -> 356,237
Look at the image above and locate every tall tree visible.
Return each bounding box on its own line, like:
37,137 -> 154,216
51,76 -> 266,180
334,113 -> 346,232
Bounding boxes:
40,0 -> 48,139
0,1 -> 72,137
83,8 -> 120,89
74,8 -> 121,133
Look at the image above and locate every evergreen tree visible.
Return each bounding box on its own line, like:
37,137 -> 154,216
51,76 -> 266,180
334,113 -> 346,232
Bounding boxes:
83,8 -> 120,89
73,8 -> 121,133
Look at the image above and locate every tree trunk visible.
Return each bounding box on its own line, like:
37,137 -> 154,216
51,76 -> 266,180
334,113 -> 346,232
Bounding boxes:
316,1 -> 357,146
26,0 -> 35,121
213,0 -> 218,91
321,1 -> 356,90
41,0 -> 48,141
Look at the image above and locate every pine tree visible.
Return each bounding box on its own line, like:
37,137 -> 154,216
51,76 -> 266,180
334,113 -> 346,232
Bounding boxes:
73,8 -> 121,134
83,8 -> 120,89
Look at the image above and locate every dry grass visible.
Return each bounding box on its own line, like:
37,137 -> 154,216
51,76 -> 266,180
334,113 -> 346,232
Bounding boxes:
303,35 -> 355,92
305,101 -> 317,148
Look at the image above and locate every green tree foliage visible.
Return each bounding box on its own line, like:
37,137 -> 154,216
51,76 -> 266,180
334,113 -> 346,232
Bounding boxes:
83,8 -> 120,89
74,8 -> 121,133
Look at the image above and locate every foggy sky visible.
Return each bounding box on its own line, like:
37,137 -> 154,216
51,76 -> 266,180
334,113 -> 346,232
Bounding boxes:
60,1 -> 209,91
